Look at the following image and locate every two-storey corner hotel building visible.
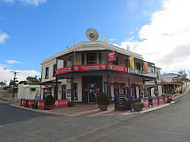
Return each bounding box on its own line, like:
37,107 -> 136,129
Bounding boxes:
40,31 -> 162,103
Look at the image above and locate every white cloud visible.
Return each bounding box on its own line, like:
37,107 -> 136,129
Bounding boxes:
1,0 -> 46,6
0,31 -> 9,43
6,60 -> 21,64
18,0 -> 46,6
119,0 -> 190,73
0,64 -> 40,84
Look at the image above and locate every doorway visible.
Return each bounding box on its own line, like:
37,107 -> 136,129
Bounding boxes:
82,76 -> 102,103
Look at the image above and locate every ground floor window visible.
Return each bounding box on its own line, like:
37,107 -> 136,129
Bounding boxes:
74,83 -> 78,100
104,82 -> 108,94
43,88 -> 52,99
62,85 -> 66,99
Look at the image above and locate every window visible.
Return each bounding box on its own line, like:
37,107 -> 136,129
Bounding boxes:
99,52 -> 102,64
113,57 -> 118,65
45,67 -> 49,79
74,83 -> 78,100
136,62 -> 141,70
53,64 -> 56,77
82,53 -> 84,65
87,53 -> 97,64
43,88 -> 52,99
63,60 -> 67,68
62,85 -> 66,99
104,82 -> 108,94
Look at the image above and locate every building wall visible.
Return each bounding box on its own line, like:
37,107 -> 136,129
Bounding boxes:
18,84 -> 40,100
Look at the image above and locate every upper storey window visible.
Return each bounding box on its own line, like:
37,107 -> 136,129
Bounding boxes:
87,53 -> 97,64
53,64 -> 56,77
45,67 -> 49,79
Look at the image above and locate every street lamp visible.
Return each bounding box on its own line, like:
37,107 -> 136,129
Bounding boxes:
4,68 -> 19,100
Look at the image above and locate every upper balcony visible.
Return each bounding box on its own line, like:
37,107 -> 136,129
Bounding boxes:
56,63 -> 157,80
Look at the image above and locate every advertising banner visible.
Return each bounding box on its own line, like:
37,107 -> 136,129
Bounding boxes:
141,98 -> 149,107
37,100 -> 45,108
143,62 -> 149,74
108,51 -> 116,62
56,66 -> 72,75
54,99 -> 68,107
28,100 -> 35,107
73,64 -> 108,72
109,64 -> 128,73
129,57 -> 135,70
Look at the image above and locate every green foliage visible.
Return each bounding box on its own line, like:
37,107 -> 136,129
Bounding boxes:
97,93 -> 110,105
68,101 -> 75,107
3,86 -> 12,90
19,81 -> 28,85
133,102 -> 144,108
45,95 -> 55,106
9,80 -> 18,87
26,76 -> 40,85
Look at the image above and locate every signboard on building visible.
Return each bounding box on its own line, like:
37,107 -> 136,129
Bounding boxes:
143,62 -> 148,74
129,57 -> 135,70
108,51 -> 116,62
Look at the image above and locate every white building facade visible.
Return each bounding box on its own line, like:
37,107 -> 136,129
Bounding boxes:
41,40 -> 162,103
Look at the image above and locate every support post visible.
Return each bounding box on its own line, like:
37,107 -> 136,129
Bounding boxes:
71,52 -> 75,101
55,59 -> 58,100
12,72 -> 16,100
107,72 -> 111,99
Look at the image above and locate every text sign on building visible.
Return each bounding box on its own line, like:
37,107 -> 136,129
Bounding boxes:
129,57 -> 135,70
108,51 -> 116,62
143,62 -> 148,74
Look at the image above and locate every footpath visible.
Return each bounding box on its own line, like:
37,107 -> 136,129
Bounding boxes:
2,84 -> 190,117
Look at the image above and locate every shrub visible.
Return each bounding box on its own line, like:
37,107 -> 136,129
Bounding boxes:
45,95 -> 55,106
68,101 -> 75,107
97,93 -> 110,105
32,102 -> 38,109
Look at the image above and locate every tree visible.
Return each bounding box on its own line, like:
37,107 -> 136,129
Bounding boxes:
19,80 -> 28,85
26,76 -> 40,85
9,79 -> 19,87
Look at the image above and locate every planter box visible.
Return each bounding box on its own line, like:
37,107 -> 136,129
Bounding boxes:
99,105 -> 107,111
44,105 -> 53,110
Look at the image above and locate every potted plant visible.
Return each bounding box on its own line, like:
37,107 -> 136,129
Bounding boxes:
44,95 -> 55,110
132,102 -> 144,111
32,101 -> 38,109
97,93 -> 110,111
68,100 -> 75,107
24,101 -> 29,107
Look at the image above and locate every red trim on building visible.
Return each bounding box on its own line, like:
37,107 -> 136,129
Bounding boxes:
56,64 -> 129,75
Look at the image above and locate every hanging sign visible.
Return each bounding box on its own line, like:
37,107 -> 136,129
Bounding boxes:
129,57 -> 135,70
143,62 -> 149,74
108,51 -> 116,62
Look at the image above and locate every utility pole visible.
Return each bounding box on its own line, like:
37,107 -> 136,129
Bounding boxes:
12,71 -> 19,100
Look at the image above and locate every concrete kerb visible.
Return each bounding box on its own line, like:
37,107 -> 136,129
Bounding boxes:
8,84 -> 190,117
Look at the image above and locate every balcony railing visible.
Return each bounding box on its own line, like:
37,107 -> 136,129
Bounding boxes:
56,64 -> 152,76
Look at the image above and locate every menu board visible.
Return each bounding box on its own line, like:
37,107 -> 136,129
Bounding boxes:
114,94 -> 131,110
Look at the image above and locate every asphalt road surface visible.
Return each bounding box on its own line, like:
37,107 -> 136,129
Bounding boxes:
0,92 -> 190,142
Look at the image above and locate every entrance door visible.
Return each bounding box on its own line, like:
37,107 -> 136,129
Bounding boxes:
88,83 -> 97,103
82,76 -> 102,103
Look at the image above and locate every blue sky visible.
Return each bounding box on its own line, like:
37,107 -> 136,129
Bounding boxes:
0,0 -> 162,71
1,0 -> 190,81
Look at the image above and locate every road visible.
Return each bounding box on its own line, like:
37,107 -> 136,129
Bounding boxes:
0,92 -> 190,142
